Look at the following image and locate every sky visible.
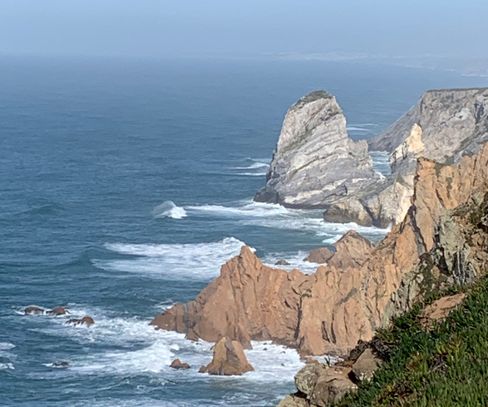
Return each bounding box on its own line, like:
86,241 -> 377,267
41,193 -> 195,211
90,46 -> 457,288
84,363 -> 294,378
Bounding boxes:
0,0 -> 487,60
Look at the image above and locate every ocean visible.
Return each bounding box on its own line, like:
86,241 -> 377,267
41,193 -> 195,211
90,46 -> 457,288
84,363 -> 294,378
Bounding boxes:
0,55 -> 485,406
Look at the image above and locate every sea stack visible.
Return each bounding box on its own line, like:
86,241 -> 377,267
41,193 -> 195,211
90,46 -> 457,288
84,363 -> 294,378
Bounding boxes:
255,91 -> 380,208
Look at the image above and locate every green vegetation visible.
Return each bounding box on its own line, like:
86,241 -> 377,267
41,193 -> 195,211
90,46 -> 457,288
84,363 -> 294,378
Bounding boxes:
337,276 -> 488,407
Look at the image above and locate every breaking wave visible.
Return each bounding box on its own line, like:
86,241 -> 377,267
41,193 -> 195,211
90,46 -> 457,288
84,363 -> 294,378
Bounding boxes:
152,201 -> 187,219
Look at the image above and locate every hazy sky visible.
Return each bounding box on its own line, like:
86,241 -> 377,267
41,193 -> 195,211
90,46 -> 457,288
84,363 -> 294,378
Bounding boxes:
0,0 -> 487,59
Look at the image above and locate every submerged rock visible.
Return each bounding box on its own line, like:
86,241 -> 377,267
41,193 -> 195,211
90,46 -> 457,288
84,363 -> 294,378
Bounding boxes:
46,306 -> 68,316
50,361 -> 70,369
23,305 -> 45,315
66,316 -> 95,327
255,91 -> 380,208
199,337 -> 254,376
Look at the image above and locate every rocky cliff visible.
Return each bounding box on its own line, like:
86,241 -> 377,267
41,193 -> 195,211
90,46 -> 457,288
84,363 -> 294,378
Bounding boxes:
152,143 -> 488,356
254,91 -> 380,208
324,88 -> 488,227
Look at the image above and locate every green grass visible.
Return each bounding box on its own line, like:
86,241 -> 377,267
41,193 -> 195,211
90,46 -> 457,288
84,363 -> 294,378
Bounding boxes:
336,276 -> 488,407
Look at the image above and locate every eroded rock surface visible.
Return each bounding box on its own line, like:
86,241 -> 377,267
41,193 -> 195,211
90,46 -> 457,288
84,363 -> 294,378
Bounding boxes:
304,247 -> 333,264
255,91 -> 379,208
325,88 -> 488,227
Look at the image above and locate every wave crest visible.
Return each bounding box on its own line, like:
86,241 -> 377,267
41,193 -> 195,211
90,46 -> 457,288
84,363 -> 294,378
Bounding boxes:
151,201 -> 187,219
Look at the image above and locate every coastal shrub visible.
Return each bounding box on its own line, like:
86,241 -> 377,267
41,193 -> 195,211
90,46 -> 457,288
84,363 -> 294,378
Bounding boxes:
336,275 -> 488,406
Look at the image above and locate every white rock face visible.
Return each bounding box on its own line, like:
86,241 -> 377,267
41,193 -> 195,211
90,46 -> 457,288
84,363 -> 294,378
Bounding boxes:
257,88 -> 488,227
255,91 -> 379,208
356,87 -> 488,226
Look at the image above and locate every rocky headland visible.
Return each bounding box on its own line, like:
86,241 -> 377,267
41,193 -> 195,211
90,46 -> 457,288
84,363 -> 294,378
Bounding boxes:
256,88 -> 488,227
152,87 -> 488,402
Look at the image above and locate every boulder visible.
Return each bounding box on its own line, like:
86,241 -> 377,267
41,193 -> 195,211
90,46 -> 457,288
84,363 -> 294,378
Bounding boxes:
169,358 -> 190,370
277,394 -> 309,407
66,316 -> 95,327
420,293 -> 466,329
351,348 -> 382,382
304,247 -> 333,264
275,259 -> 291,266
255,90 -> 380,208
309,367 -> 357,407
294,362 -> 324,395
199,337 -> 254,376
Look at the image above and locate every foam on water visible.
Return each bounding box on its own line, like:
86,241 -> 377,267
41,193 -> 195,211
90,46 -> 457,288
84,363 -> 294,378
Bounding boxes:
95,237 -> 246,279
228,159 -> 270,177
263,252 -> 320,274
152,201 -> 187,219
0,341 -> 16,370
233,172 -> 267,177
230,162 -> 270,170
33,305 -> 303,388
370,150 -> 391,177
185,200 -> 300,218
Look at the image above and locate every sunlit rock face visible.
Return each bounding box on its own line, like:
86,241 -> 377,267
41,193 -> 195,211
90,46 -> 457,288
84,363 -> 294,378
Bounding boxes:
254,91 -> 379,208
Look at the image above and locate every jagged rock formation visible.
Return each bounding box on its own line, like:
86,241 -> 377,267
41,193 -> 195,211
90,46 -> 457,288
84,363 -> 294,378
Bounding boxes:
254,91 -> 380,208
304,247 -> 333,264
324,88 -> 488,227
199,337 -> 254,375
153,144 -> 488,357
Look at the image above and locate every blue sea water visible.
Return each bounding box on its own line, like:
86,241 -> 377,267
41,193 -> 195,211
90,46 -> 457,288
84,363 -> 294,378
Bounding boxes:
0,56 -> 486,406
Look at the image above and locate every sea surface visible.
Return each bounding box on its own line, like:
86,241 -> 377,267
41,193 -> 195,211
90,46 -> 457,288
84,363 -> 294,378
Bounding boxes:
0,56 -> 486,406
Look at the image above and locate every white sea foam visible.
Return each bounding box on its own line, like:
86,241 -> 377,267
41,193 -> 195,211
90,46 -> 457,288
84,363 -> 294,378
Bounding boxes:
186,200 -> 388,242
231,162 -> 270,170
152,201 -> 187,219
0,342 -> 15,351
263,251 -> 320,274
347,126 -> 371,132
95,237 -> 246,279
185,200 -> 293,218
0,341 -> 16,370
234,172 -> 268,177
35,305 -> 303,387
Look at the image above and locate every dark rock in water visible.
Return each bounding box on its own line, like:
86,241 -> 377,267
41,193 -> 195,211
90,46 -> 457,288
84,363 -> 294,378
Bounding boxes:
46,306 -> 69,316
170,358 -> 190,370
24,305 -> 45,315
304,247 -> 334,264
51,361 -> 70,369
199,337 -> 254,376
275,259 -> 290,266
66,316 -> 95,327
